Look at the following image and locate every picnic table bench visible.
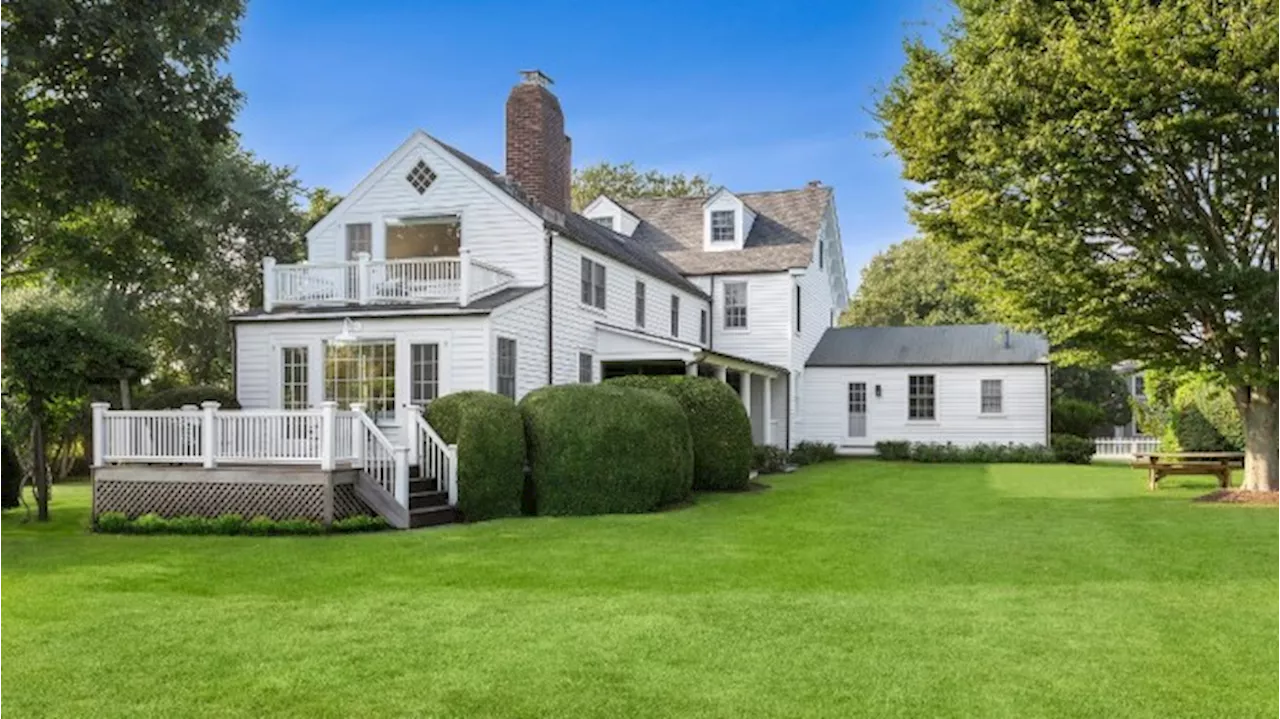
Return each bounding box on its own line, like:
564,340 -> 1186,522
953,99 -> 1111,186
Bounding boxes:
1132,452 -> 1244,490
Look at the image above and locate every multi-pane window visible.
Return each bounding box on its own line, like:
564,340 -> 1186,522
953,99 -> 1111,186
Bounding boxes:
578,352 -> 594,383
325,341 -> 396,420
908,374 -> 936,420
281,347 -> 309,410
635,281 -> 646,327
670,295 -> 680,337
410,343 -> 439,406
591,216 -> 613,229
700,310 -> 708,344
406,160 -> 437,194
847,382 -> 867,437
345,223 -> 372,260
1133,374 -> 1146,398
980,379 -> 1003,414
724,281 -> 747,329
580,257 -> 606,309
710,210 -> 735,242
497,338 -> 516,399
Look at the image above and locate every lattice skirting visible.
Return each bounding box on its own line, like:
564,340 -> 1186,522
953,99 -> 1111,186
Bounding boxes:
93,467 -> 376,523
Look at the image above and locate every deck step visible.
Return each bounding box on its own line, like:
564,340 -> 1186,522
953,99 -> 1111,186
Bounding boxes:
408,490 -> 449,510
408,505 -> 457,529
408,477 -> 440,494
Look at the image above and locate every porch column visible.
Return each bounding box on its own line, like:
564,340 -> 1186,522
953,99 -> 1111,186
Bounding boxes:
740,370 -> 752,415
685,362 -> 698,377
262,257 -> 276,313
763,376 -> 773,446
458,248 -> 472,308
715,365 -> 727,383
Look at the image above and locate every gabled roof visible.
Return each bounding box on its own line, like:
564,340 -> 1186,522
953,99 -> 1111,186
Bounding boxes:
806,324 -> 1050,367
429,136 -> 707,298
618,186 -> 832,274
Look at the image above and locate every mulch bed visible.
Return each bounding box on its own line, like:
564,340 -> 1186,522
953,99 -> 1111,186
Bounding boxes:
1193,490 -> 1279,506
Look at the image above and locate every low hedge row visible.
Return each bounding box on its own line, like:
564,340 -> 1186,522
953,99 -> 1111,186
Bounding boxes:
427,391 -> 527,521
875,441 -> 1057,464
752,445 -> 788,475
788,441 -> 838,466
606,375 -> 752,490
520,384 -> 693,515
138,385 -> 240,410
95,512 -> 387,535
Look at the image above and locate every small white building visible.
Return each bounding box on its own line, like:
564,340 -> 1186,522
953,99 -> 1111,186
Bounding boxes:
801,325 -> 1051,453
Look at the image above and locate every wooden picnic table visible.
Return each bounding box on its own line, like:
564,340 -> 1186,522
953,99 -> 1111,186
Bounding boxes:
1132,451 -> 1244,490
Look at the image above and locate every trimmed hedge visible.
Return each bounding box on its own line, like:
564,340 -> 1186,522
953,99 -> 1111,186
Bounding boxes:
752,445 -> 788,475
874,441 -> 1056,463
1050,433 -> 1095,464
875,441 -> 911,460
519,384 -> 693,515
139,385 -> 240,410
94,512 -> 389,535
788,441 -> 838,466
1051,398 -> 1107,438
606,375 -> 752,490
426,391 -> 526,521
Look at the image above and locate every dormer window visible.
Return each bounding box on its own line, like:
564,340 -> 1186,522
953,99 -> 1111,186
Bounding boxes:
591,216 -> 614,229
710,210 -> 735,242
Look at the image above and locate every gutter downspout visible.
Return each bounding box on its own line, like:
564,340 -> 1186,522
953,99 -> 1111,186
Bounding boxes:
545,228 -> 555,384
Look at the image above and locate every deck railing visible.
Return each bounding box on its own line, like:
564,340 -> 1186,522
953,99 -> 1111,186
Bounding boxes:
1094,436 -> 1161,459
409,406 -> 458,505
262,249 -> 514,312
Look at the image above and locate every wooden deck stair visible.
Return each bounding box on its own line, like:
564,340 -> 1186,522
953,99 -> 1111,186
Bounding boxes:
406,471 -> 457,528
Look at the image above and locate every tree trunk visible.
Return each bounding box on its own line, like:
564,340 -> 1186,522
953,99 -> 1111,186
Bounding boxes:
119,377 -> 132,410
1237,385 -> 1278,492
29,403 -> 49,521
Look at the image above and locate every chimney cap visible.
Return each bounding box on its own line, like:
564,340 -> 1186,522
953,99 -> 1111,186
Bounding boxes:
519,69 -> 554,87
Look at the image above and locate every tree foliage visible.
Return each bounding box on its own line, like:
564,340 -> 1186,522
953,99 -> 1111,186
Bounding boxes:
840,238 -> 987,327
2,0 -> 247,284
571,161 -> 715,211
879,0 -> 1278,488
1051,365 -> 1132,428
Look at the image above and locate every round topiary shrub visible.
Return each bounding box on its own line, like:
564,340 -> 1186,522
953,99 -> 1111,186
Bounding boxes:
606,375 -> 752,491
519,384 -> 693,515
426,391 -> 526,521
139,385 -> 240,410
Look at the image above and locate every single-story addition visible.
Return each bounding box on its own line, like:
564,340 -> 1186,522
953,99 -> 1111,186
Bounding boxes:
799,324 -> 1051,453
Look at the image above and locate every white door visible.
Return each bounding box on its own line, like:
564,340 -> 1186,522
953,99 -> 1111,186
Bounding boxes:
847,382 -> 867,438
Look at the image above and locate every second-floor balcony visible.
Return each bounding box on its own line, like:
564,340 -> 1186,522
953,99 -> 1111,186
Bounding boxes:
261,250 -> 515,312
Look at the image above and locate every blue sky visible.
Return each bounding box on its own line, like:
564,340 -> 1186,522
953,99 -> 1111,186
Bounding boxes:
229,1 -> 952,291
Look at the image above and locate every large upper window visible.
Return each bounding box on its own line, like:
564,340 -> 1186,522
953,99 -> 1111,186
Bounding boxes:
281,347 -> 309,410
497,338 -> 516,399
724,281 -> 748,329
980,379 -> 1003,414
410,343 -> 439,406
386,216 -> 460,259
325,341 -> 396,421
710,210 -> 735,242
580,257 -> 606,310
635,281 -> 646,327
908,374 -> 936,420
670,295 -> 681,337
345,223 -> 372,260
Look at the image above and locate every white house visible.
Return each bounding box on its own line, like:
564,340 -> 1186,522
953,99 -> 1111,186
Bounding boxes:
801,325 -> 1051,452
90,70 -> 1052,529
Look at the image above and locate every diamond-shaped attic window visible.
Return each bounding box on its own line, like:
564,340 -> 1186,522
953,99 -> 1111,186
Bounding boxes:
406,160 -> 436,194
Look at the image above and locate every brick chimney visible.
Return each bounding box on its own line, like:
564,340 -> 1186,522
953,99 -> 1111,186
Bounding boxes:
505,70 -> 572,214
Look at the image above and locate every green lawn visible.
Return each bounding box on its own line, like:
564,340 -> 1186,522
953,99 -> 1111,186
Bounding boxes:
3,462 -> 1276,718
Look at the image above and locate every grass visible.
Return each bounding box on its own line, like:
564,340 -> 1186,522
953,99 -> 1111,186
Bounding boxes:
3,462 -> 1276,718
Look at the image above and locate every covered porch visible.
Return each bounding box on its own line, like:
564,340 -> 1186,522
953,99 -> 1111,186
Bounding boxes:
595,325 -> 788,447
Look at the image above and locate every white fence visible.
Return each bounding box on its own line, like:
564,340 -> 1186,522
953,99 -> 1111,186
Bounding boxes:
263,249 -> 514,311
1094,436 -> 1161,459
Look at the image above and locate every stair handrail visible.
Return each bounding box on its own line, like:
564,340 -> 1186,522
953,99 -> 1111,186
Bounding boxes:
408,406 -> 458,506
350,404 -> 409,504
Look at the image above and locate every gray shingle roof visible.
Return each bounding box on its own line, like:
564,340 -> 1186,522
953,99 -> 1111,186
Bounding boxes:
617,187 -> 831,274
431,135 -> 706,297
806,324 -> 1050,367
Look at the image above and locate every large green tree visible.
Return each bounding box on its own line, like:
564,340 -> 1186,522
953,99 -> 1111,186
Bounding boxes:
841,238 -> 988,327
1,0 -> 245,284
879,0 -> 1278,489
571,161 -> 715,211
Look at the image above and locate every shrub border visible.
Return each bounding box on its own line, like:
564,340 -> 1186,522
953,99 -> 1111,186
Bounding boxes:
94,512 -> 389,535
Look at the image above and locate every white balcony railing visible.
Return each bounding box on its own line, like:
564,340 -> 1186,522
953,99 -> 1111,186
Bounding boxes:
262,249 -> 514,311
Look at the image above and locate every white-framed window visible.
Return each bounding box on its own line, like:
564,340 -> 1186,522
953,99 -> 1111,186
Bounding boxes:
410,343 -> 439,406
345,223 -> 372,260
580,257 -> 606,310
670,295 -> 680,337
591,216 -> 613,229
325,340 -> 396,421
847,382 -> 867,437
497,338 -> 517,399
724,281 -> 748,329
981,379 -> 1003,414
699,309 -> 708,344
578,352 -> 594,383
908,374 -> 936,420
635,280 -> 646,327
281,346 -> 309,410
710,210 -> 735,242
